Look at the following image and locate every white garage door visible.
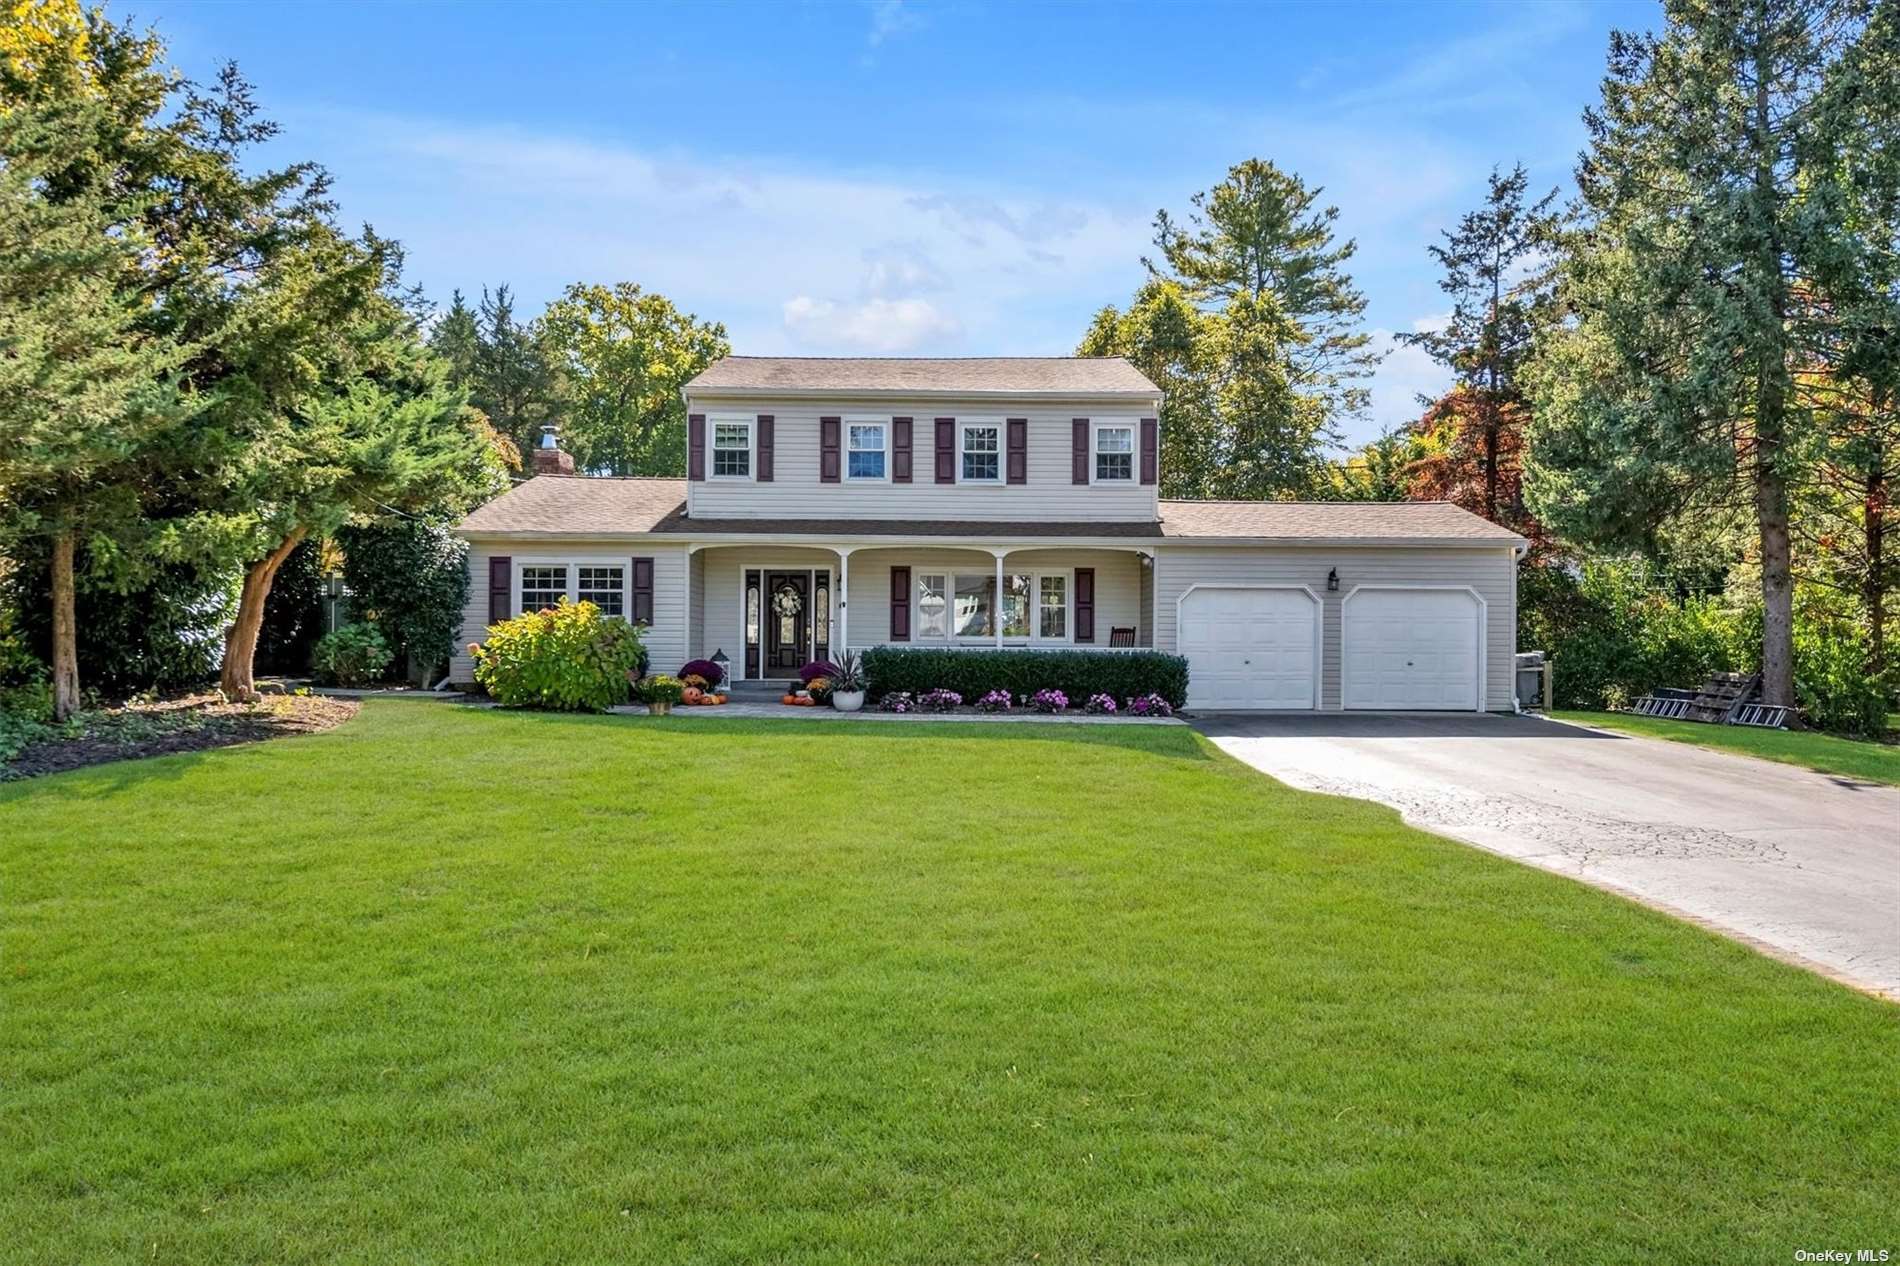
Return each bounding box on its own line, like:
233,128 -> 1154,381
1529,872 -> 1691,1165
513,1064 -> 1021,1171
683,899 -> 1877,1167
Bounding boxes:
1343,588 -> 1481,711
1178,587 -> 1318,711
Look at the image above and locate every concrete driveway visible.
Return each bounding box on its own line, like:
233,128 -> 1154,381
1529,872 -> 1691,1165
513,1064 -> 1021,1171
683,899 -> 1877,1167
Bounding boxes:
1192,712 -> 1900,999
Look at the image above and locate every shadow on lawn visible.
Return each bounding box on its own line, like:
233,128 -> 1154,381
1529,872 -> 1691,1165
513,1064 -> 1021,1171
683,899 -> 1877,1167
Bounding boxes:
483,708 -> 1217,762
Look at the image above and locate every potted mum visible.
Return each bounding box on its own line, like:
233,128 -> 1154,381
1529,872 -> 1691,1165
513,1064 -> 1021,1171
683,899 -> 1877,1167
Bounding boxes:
638,674 -> 685,716
828,651 -> 867,712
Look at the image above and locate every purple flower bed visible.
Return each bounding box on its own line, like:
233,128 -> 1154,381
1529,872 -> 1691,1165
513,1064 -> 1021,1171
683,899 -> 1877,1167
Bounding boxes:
679,658 -> 725,687
879,691 -> 916,713
973,689 -> 1013,714
1126,692 -> 1174,718
1028,688 -> 1068,714
800,660 -> 840,685
918,688 -> 962,713
1084,692 -> 1118,715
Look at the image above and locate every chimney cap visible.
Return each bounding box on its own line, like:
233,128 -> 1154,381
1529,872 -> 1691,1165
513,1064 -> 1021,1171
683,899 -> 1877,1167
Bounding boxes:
539,425 -> 559,450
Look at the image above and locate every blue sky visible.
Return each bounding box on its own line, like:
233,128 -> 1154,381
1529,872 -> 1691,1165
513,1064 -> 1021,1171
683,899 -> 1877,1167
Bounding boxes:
131,0 -> 1653,445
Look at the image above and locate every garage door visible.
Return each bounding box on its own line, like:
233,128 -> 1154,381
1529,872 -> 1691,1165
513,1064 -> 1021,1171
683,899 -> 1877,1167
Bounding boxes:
1343,588 -> 1480,711
1178,587 -> 1318,710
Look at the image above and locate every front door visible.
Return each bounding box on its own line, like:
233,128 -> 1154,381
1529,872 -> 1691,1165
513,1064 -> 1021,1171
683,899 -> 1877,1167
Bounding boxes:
765,571 -> 810,673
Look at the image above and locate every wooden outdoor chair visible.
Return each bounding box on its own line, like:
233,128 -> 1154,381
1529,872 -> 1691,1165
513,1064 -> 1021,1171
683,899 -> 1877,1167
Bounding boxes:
1107,626 -> 1136,647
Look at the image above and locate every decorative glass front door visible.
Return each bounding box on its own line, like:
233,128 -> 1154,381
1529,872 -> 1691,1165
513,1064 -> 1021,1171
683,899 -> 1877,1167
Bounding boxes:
765,572 -> 809,672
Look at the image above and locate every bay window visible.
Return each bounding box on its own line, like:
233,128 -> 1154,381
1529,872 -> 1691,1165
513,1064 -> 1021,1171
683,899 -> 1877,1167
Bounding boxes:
921,568 -> 1071,643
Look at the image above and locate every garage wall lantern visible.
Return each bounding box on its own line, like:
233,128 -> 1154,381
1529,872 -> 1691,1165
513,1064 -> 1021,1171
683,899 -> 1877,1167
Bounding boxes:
1326,568 -> 1339,592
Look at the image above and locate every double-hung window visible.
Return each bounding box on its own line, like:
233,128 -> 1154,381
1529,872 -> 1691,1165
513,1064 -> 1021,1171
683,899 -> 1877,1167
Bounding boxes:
1094,424 -> 1135,482
577,565 -> 624,617
917,573 -> 949,639
711,421 -> 751,478
520,565 -> 568,611
961,424 -> 1000,482
1038,575 -> 1067,639
847,422 -> 887,480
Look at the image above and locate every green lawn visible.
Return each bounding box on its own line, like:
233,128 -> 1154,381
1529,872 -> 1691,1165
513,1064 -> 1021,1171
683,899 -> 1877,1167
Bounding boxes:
1555,709 -> 1900,785
4,706 -> 1896,1263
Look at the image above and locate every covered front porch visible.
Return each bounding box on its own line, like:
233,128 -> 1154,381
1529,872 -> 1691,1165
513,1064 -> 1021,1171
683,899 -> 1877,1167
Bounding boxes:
684,543 -> 1155,683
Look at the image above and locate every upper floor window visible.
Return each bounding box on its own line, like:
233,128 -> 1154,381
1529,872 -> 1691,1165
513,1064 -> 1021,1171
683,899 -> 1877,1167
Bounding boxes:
961,424 -> 1000,483
847,422 -> 887,480
712,421 -> 751,478
1094,424 -> 1134,483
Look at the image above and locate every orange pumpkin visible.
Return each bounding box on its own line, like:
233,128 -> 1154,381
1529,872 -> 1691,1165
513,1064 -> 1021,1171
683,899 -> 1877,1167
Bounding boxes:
781,693 -> 798,705
682,686 -> 703,704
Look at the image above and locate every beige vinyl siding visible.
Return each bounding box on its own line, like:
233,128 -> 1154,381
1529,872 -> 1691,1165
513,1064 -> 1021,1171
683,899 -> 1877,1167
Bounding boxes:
685,393 -> 1160,522
452,540 -> 690,685
1152,544 -> 1519,710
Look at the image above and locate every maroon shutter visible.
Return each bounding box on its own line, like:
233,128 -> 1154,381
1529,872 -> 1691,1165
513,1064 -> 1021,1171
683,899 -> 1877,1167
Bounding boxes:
688,414 -> 705,481
934,418 -> 955,483
820,416 -> 841,482
889,566 -> 911,641
892,417 -> 913,483
1072,418 -> 1090,484
1140,416 -> 1158,485
1074,567 -> 1095,643
756,414 -> 774,482
631,557 -> 654,625
487,556 -> 511,625
1006,418 -> 1027,485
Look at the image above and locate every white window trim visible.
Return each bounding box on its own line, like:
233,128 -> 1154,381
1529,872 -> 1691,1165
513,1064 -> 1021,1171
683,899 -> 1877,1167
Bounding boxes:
515,557 -> 629,617
1091,422 -> 1136,485
958,421 -> 1004,485
844,417 -> 891,483
915,565 -> 1072,645
709,416 -> 754,482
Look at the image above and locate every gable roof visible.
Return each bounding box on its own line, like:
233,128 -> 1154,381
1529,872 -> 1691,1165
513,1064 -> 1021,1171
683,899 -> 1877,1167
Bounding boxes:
457,476 -> 1522,546
684,356 -> 1160,398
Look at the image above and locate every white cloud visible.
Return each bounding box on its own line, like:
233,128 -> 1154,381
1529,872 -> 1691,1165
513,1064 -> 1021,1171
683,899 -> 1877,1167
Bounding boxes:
782,295 -> 961,352
866,0 -> 921,47
1357,313 -> 1454,446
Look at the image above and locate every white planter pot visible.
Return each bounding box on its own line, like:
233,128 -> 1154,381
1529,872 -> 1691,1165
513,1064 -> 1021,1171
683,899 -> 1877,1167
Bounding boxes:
831,690 -> 865,713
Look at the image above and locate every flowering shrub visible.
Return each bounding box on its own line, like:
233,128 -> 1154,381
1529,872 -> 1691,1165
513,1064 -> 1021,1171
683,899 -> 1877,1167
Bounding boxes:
637,674 -> 684,705
917,688 -> 962,713
1029,688 -> 1068,713
1084,692 -> 1118,715
800,660 -> 840,685
472,598 -> 646,711
879,691 -> 915,713
1126,692 -> 1173,718
974,689 -> 1012,713
679,658 -> 725,687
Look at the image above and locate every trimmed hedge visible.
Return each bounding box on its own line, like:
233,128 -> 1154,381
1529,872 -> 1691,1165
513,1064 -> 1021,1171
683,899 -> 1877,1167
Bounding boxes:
861,647 -> 1188,709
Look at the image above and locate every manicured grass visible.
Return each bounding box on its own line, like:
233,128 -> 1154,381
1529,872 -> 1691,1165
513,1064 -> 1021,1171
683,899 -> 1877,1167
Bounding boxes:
1555,709 -> 1900,785
4,705 -> 1897,1263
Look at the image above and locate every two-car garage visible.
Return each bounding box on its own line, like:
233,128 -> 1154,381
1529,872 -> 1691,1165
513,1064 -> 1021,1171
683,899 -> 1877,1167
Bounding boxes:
1174,580 -> 1488,713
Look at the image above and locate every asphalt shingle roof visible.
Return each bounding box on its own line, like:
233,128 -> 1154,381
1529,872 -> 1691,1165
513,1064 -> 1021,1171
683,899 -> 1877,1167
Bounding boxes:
685,356 -> 1161,397
457,476 -> 1523,545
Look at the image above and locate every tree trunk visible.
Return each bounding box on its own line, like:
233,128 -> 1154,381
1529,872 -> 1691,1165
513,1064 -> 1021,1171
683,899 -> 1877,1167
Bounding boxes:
50,529 -> 80,722
1756,405 -> 1796,708
1868,452 -> 1887,681
219,527 -> 308,702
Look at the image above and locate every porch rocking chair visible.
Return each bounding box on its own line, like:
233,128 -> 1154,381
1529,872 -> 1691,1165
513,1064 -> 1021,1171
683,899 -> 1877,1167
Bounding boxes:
1107,626 -> 1136,648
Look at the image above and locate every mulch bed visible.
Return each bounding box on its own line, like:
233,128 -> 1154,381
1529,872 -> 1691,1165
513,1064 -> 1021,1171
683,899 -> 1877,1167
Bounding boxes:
3,693 -> 360,783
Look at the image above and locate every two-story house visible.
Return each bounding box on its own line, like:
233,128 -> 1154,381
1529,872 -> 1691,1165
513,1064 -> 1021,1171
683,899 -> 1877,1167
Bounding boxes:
452,356 -> 1527,711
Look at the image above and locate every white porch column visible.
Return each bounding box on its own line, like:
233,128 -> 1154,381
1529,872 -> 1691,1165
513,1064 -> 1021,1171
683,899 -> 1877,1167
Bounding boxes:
682,543 -> 698,661
834,546 -> 856,657
990,548 -> 1010,650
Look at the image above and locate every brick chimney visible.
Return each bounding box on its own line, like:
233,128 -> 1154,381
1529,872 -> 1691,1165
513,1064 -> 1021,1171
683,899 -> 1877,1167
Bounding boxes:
531,425 -> 575,476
